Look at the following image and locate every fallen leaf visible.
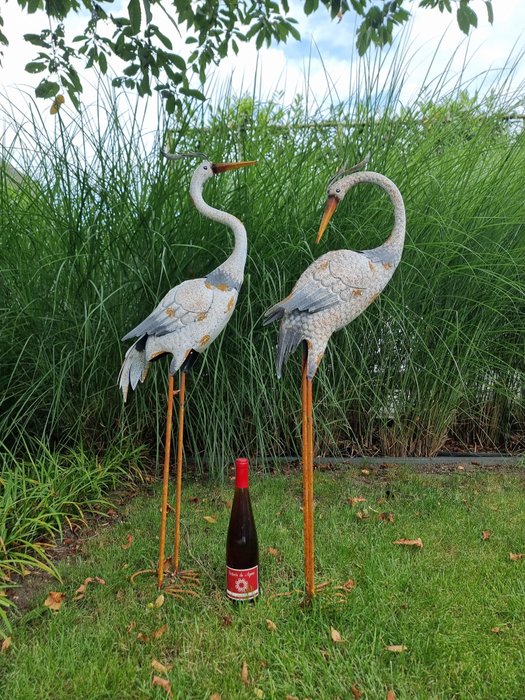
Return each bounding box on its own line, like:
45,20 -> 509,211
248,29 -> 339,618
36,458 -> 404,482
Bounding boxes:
347,496 -> 367,507
491,627 -> 501,634
393,538 -> 423,549
210,695 -> 222,700
378,512 -> 395,524
265,619 -> 277,632
44,591 -> 65,612
107,508 -> 118,517
155,594 -> 165,608
225,500 -> 232,509
188,496 -> 200,504
153,623 -> 167,640
221,615 -> 233,627
127,620 -> 137,634
351,685 -> 363,699
241,660 -> 249,685
122,534 -> 134,550
285,696 -> 299,700
387,691 -> 396,700
136,632 -> 149,642
151,658 -> 173,673
203,515 -> 217,524
342,578 -> 356,590
152,675 -> 173,697
74,576 -> 106,600
330,627 -> 343,643
267,546 -> 280,557
356,509 -> 369,520
510,552 -> 525,561
1,637 -> 11,653
319,649 -> 330,661
361,469 -> 370,476
482,530 -> 491,541
254,689 -> 264,699
385,645 -> 407,653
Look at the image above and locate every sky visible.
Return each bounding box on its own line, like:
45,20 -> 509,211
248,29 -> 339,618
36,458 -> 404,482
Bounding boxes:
0,0 -> 524,136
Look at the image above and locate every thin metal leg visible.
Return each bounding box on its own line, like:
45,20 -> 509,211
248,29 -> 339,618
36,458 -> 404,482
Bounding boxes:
306,375 -> 315,599
173,371 -> 187,572
158,372 -> 175,589
301,348 -> 312,599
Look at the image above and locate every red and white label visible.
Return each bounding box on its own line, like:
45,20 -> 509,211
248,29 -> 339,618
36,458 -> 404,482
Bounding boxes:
226,565 -> 259,600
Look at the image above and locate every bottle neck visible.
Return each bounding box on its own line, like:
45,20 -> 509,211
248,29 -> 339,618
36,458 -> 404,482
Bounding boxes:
235,458 -> 249,488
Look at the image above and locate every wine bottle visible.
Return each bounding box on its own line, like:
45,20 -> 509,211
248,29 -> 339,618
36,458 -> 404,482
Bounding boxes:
226,457 -> 259,601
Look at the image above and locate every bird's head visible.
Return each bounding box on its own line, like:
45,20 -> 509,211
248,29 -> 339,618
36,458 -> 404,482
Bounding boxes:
162,150 -> 256,185
316,154 -> 371,244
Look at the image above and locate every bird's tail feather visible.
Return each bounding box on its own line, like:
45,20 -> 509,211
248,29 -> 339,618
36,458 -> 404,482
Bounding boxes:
118,336 -> 149,402
276,326 -> 303,379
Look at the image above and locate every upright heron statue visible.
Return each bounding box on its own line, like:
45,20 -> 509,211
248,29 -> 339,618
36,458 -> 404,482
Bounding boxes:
119,151 -> 256,589
264,156 -> 406,599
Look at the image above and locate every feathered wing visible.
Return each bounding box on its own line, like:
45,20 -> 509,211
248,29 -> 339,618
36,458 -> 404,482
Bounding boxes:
119,278 -> 215,400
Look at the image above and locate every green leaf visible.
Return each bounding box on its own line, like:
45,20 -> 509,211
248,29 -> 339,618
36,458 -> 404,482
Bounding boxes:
23,33 -> 49,49
35,79 -> 60,98
25,61 -> 46,74
457,5 -> 477,34
485,1 -> 493,24
127,0 -> 141,34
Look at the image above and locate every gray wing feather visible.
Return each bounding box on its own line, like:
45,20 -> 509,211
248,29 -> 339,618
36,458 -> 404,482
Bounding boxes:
263,285 -> 338,326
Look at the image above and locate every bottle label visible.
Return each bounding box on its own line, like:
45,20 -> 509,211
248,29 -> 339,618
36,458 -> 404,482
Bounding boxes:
226,565 -> 259,600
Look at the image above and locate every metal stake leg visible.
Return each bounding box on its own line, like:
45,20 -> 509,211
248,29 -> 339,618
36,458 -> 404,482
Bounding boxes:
158,372 -> 175,589
173,370 -> 187,572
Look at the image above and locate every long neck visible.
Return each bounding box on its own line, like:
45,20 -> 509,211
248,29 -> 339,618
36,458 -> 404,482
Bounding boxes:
340,171 -> 406,260
190,176 -> 247,286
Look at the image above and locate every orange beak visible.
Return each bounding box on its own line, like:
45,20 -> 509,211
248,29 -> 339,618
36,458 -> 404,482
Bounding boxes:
212,160 -> 257,173
316,195 -> 339,244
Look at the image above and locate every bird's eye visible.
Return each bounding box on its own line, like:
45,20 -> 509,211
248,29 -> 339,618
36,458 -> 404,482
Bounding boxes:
203,165 -> 208,170
336,188 -> 341,193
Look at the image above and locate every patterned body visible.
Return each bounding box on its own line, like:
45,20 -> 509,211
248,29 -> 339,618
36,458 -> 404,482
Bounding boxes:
119,277 -> 239,400
264,169 -> 405,379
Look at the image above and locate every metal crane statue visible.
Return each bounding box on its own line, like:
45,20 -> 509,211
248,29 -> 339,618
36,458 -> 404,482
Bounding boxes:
264,156 -> 406,600
119,151 -> 256,589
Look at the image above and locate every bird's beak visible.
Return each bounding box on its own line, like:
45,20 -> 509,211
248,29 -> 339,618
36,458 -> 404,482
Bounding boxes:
316,195 -> 339,244
212,160 -> 257,174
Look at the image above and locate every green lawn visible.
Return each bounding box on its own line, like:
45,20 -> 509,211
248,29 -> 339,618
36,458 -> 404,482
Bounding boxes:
2,466 -> 525,699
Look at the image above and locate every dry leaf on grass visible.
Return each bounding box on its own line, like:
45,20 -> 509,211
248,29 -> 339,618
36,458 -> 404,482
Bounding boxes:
509,552 -> 525,561
351,684 -> 363,698
1,637 -> 11,653
151,658 -> 173,673
221,615 -> 233,627
136,632 -> 149,643
203,515 -> 217,524
385,645 -> 407,653
361,468 -> 370,475
254,689 -> 264,699
267,546 -> 279,557
44,591 -> 65,612
152,675 -> 173,697
152,623 -> 167,640
482,530 -> 491,541
387,690 -> 396,700
378,512 -> 395,524
148,594 -> 165,609
330,627 -> 343,643
210,695 -> 222,700
491,627 -> 502,634
347,496 -> 367,507
285,696 -> 300,700
356,509 -> 369,520
74,576 -> 106,601
265,619 -> 277,632
241,660 -> 249,685
121,534 -> 134,550
394,538 -> 423,549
